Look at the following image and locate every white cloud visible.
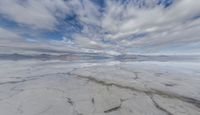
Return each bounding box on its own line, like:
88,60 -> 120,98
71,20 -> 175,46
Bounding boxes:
0,0 -> 200,54
0,27 -> 21,39
101,0 -> 200,41
0,27 -> 70,54
73,35 -> 103,50
0,0 -> 68,30
94,0 -> 200,54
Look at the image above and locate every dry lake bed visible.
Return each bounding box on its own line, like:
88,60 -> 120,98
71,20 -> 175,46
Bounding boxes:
0,60 -> 200,115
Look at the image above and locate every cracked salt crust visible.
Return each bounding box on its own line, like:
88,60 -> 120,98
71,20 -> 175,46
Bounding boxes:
0,60 -> 200,115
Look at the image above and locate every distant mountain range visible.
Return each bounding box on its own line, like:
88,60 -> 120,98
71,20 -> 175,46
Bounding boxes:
0,53 -> 199,62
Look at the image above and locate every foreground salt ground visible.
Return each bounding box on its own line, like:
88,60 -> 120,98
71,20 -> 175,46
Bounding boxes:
0,61 -> 200,115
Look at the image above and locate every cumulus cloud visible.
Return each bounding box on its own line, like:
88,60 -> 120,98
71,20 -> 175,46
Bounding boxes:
0,27 -> 21,39
0,27 -> 71,54
0,0 -> 68,30
0,0 -> 200,54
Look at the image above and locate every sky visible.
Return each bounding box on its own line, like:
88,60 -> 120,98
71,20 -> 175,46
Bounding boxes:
0,0 -> 200,55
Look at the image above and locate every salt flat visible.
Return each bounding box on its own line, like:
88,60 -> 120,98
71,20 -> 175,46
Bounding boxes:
0,60 -> 200,115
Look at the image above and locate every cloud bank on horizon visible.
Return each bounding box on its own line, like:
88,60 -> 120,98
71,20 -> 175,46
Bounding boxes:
0,0 -> 200,55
